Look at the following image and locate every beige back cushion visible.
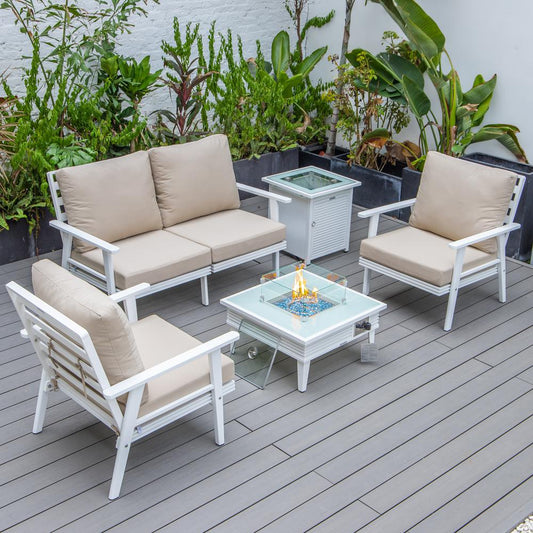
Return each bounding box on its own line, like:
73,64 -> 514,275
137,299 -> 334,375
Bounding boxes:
56,151 -> 163,253
409,151 -> 517,253
148,134 -> 240,226
32,260 -> 147,404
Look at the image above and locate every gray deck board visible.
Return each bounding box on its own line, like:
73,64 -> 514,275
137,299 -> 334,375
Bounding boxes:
1,202 -> 532,532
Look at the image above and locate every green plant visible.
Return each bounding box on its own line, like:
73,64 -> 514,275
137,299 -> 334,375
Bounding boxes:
329,51 -> 413,170
283,0 -> 334,67
326,0 -> 356,155
204,27 -> 330,159
0,0 -> 156,231
156,20 -> 215,144
349,0 -> 528,166
97,53 -> 161,151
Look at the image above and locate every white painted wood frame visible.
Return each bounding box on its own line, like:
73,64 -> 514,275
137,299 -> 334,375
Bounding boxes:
358,175 -> 525,331
6,280 -> 238,500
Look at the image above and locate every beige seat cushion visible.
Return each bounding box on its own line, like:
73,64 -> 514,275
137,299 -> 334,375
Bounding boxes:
131,315 -> 234,417
148,134 -> 240,226
56,151 -> 163,253
31,259 -> 147,404
360,226 -> 496,287
72,230 -> 211,289
409,151 -> 517,254
165,209 -> 286,263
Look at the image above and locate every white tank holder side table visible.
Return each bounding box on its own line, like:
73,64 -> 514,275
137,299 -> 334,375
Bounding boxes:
262,166 -> 361,264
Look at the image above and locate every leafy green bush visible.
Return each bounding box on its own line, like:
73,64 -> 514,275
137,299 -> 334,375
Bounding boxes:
0,0 -> 158,230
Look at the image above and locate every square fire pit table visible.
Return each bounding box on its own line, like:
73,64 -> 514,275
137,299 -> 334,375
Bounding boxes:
220,264 -> 386,391
262,166 -> 361,264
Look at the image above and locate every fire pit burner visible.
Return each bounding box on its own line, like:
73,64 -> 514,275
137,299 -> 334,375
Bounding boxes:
270,294 -> 335,318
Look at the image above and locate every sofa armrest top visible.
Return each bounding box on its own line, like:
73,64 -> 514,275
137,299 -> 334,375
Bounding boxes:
358,198 -> 416,219
236,183 -> 292,204
49,220 -> 119,254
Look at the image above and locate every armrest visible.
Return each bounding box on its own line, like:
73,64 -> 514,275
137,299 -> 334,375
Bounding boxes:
358,198 -> 416,219
103,331 -> 240,399
236,183 -> 292,204
359,198 -> 416,239
49,220 -> 119,254
237,183 -> 291,223
109,283 -> 151,303
109,283 -> 150,322
449,223 -> 521,250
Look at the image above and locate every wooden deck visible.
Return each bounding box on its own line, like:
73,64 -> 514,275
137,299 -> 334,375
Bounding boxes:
1,199 -> 532,532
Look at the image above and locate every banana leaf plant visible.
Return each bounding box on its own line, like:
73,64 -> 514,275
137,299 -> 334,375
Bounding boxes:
258,30 -> 327,99
353,0 -> 528,165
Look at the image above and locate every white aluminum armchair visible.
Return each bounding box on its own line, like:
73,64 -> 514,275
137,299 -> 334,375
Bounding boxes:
7,260 -> 238,499
358,152 -> 525,331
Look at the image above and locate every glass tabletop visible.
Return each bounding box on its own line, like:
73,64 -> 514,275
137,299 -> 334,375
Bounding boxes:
221,265 -> 386,343
279,170 -> 341,190
262,166 -> 360,197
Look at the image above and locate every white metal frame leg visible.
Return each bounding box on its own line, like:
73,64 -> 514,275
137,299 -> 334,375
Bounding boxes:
272,251 -> 280,274
444,248 -> 466,331
108,387 -> 144,500
297,361 -> 311,392
497,236 -> 507,303
33,370 -> 50,434
362,267 -> 371,295
201,276 -> 209,306
208,350 -> 225,445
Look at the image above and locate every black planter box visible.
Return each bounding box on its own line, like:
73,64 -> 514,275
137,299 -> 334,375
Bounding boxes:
400,166 -> 422,222
233,148 -> 299,200
298,144 -> 349,171
0,208 -> 63,265
330,156 -> 404,215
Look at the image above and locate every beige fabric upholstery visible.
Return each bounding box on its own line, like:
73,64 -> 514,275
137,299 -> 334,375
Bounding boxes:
56,151 -> 162,253
131,315 -> 234,417
72,230 -> 211,289
165,209 -> 286,263
31,259 -> 147,404
148,134 -> 240,226
409,151 -> 517,254
360,226 -> 496,287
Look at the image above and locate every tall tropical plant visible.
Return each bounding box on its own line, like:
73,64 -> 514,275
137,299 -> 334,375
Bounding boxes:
157,20 -> 216,143
350,0 -> 527,165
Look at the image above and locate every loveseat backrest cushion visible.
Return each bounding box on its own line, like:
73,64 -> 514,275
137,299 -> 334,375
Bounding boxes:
148,134 -> 240,226
409,151 -> 517,254
55,151 -> 163,253
32,259 -> 148,405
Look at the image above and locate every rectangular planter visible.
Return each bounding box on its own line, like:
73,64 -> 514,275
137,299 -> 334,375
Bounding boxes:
330,156 -> 404,215
0,208 -> 63,265
233,148 -> 300,200
298,144 -> 349,171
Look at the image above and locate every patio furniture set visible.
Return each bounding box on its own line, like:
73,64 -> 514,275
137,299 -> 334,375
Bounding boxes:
5,134 -> 525,498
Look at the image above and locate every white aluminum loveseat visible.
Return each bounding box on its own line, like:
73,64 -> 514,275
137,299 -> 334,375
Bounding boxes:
47,134 -> 290,304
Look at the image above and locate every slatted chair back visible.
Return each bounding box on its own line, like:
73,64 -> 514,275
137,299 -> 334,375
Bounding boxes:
47,171 -> 68,223
6,281 -> 123,432
503,174 -> 525,230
